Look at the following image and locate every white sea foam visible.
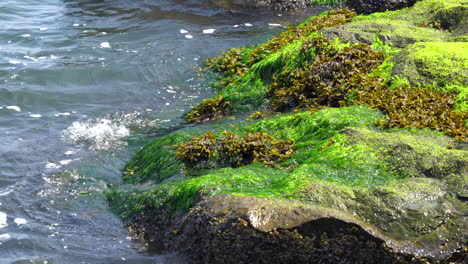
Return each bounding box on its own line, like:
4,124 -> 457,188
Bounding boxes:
64,150 -> 76,155
268,23 -> 282,27
8,60 -> 21,65
203,29 -> 216,34
21,34 -> 31,37
24,56 -> 38,61
233,25 -> 239,28
244,23 -> 253,27
30,114 -> 42,118
0,234 -> 11,242
39,27 -> 48,31
0,212 -> 7,229
54,112 -> 71,117
73,23 -> 79,27
0,189 -> 13,196
62,118 -> 129,151
179,29 -> 188,34
100,42 -> 111,48
14,218 -> 27,225
185,35 -> 193,39
59,160 -> 72,165
6,106 -> 21,112
62,112 -> 168,151
45,162 -> 61,169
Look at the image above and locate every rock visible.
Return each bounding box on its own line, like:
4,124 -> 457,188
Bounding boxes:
345,0 -> 420,14
391,42 -> 468,91
323,0 -> 466,47
128,193 -> 467,263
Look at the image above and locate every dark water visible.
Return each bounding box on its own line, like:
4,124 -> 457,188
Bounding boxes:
0,0 -> 322,263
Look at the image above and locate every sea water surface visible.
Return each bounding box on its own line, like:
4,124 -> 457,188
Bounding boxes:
0,0 -> 323,263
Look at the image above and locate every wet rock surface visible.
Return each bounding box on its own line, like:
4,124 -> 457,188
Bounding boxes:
129,194 -> 467,263
345,0 -> 419,14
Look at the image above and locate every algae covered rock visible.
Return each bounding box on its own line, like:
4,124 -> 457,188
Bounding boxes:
108,107 -> 467,263
324,0 -> 467,47
390,42 -> 468,109
107,0 -> 468,262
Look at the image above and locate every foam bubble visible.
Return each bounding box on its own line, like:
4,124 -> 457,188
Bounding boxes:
59,160 -> 72,165
244,23 -> 253,27
14,218 -> 27,225
24,55 -> 38,61
0,189 -> 13,196
54,112 -> 71,117
64,150 -> 76,155
39,27 -> 48,31
45,162 -> 61,169
179,29 -> 188,34
0,234 -> 11,242
185,35 -> 193,39
268,23 -> 282,27
21,34 -> 31,37
203,29 -> 216,34
62,118 -> 130,151
100,42 -> 111,48
6,106 -> 21,112
73,23 -> 79,27
8,60 -> 21,65
0,212 -> 7,229
233,25 -> 239,28
30,114 -> 42,118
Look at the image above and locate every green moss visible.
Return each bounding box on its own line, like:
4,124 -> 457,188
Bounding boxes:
323,0 -> 467,47
390,42 -> 468,110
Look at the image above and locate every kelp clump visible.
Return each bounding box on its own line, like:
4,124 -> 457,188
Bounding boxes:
269,36 -> 385,111
177,131 -> 294,170
175,131 -> 218,169
205,9 -> 357,88
358,86 -> 468,141
184,95 -> 229,123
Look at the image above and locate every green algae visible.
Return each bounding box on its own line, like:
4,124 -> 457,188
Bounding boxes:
324,0 -> 467,47
110,105 -> 466,218
390,42 -> 468,111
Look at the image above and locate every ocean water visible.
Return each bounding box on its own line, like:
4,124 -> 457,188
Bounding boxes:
0,0 -> 322,263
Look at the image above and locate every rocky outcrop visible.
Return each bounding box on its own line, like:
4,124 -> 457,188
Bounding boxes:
345,0 -> 419,14
107,0 -> 468,263
128,193 -> 467,263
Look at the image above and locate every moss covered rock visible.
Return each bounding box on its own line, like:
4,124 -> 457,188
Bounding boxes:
324,0 -> 467,47
108,106 -> 467,262
108,0 -> 468,262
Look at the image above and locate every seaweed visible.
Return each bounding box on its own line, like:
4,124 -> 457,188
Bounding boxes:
176,131 -> 218,169
176,131 -> 295,170
184,95 -> 229,123
269,36 -> 385,111
205,9 -> 357,88
358,86 -> 468,141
